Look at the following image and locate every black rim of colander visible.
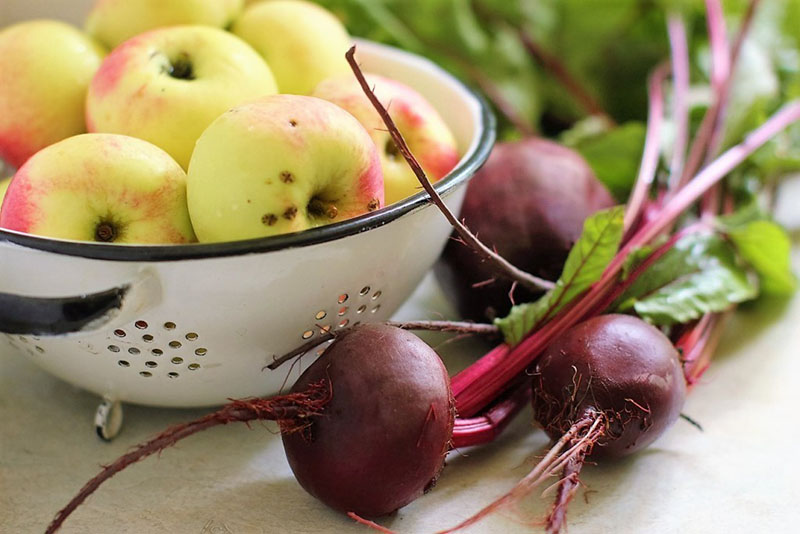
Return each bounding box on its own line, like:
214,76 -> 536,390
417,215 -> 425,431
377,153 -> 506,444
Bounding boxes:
0,92 -> 495,263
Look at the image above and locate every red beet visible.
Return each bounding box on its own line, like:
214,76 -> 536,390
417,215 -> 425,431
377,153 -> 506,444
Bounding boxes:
442,314 -> 686,534
434,138 -> 615,321
532,314 -> 686,457
282,323 -> 455,517
45,324 -> 455,533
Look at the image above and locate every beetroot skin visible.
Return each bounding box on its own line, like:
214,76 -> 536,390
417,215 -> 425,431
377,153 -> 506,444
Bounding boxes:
435,138 -> 615,321
532,314 -> 687,457
281,323 -> 455,517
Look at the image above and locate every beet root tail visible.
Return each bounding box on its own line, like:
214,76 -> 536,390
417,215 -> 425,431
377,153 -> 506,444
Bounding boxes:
437,415 -> 603,533
46,382 -> 331,534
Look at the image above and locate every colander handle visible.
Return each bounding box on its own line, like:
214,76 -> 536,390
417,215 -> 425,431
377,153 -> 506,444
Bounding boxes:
0,286 -> 128,335
0,270 -> 160,336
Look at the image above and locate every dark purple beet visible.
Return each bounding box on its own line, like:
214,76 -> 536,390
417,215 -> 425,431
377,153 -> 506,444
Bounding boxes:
532,314 -> 686,457
281,323 -> 455,517
434,138 -> 615,321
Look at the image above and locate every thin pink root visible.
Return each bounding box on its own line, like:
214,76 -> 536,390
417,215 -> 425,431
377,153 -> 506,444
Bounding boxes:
437,416 -> 604,533
46,382 -> 331,534
347,512 -> 398,533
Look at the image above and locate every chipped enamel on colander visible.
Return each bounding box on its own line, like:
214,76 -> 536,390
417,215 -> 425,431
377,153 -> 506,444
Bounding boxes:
0,41 -> 495,436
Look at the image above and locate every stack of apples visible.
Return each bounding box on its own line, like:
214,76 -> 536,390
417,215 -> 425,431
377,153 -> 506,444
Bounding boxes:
0,0 -> 460,244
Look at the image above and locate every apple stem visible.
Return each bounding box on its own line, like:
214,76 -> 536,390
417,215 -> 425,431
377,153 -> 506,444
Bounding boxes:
344,46 -> 556,294
266,319 -> 499,371
95,222 -> 116,242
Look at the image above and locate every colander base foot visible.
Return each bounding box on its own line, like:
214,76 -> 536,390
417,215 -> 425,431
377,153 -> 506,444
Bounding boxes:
94,399 -> 123,441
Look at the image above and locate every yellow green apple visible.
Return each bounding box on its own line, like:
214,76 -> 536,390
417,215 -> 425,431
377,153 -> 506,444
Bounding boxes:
232,0 -> 352,95
86,25 -> 278,169
313,73 -> 460,205
0,20 -> 105,169
0,134 -> 196,244
186,94 -> 384,242
86,0 -> 245,49
0,176 -> 11,212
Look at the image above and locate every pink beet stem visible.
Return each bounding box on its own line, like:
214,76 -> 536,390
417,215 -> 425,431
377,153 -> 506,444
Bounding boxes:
451,382 -> 531,448
624,62 -> 669,232
666,13 -> 691,188
451,100 -> 800,415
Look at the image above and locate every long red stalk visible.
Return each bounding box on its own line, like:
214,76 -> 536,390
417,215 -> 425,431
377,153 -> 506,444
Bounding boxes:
451,101 -> 800,415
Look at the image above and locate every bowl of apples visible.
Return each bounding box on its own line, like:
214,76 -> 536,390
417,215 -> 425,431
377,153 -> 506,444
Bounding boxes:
0,0 -> 494,431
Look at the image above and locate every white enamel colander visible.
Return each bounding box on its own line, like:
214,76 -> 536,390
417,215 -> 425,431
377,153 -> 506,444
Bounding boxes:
0,40 -> 495,437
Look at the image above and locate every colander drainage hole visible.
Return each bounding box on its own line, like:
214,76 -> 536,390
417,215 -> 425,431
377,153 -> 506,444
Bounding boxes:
169,341 -> 182,349
338,293 -> 348,304
128,347 -> 140,355
357,305 -> 366,314
168,372 -> 179,379
302,330 -> 314,340
338,306 -> 348,316
118,360 -> 130,367
371,304 -> 381,314
195,348 -> 207,356
171,357 -> 183,365
135,320 -> 148,330
108,345 -> 120,353
139,371 -> 152,378
164,322 -> 176,330
188,363 -> 200,371
145,361 -> 157,368
339,319 -> 349,328
185,332 -> 198,341
315,310 -> 327,320
372,290 -> 382,300
114,329 -> 126,338
142,334 -> 154,342
152,348 -> 164,356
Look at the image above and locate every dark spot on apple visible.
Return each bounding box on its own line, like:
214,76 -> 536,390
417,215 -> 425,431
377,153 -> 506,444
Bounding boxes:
280,171 -> 294,183
262,214 -> 278,226
283,206 -> 298,220
385,139 -> 401,160
166,51 -> 195,80
367,198 -> 380,212
289,120 -> 298,127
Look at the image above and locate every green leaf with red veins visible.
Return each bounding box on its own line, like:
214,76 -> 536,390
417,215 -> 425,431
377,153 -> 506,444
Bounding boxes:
614,233 -> 758,326
495,205 -> 625,346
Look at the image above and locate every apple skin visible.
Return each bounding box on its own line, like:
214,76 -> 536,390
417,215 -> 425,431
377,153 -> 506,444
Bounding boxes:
0,133 -> 196,244
313,73 -> 460,205
186,94 -> 384,243
86,25 -> 278,169
232,0 -> 352,95
0,176 -> 11,212
0,20 -> 105,169
86,0 -> 245,49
